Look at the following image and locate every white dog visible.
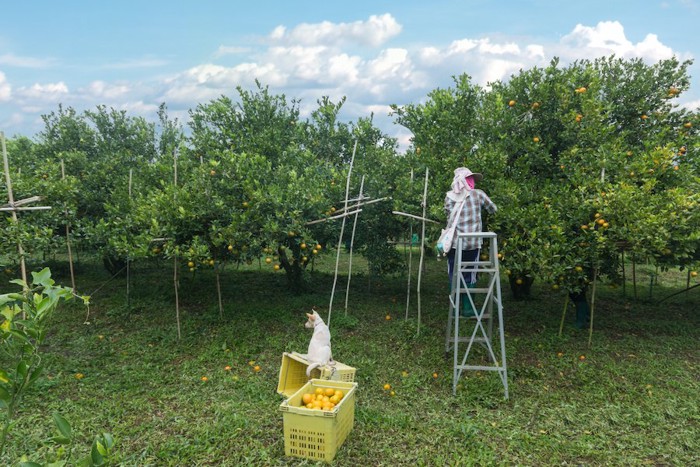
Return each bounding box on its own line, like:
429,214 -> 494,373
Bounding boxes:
304,310 -> 333,377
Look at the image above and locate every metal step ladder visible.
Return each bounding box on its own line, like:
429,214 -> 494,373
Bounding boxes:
445,232 -> 508,398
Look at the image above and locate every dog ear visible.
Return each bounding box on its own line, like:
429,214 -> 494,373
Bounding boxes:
306,312 -> 315,320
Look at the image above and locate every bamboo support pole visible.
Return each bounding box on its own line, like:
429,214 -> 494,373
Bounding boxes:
61,159 -> 76,292
0,206 -> 51,212
126,168 -> 133,309
587,268 -> 598,348
392,211 -> 439,223
621,250 -> 626,297
405,170 -> 414,321
305,209 -> 363,225
328,140 -> 357,327
416,168 -> 429,336
173,147 -> 181,339
344,176 -> 365,314
216,268 -> 223,319
1,132 -> 28,289
632,257 -> 637,300
558,294 -> 570,337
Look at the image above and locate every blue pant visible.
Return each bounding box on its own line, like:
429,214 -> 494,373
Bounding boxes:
447,248 -> 479,288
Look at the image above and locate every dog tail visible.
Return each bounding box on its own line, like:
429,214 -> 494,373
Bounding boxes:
306,362 -> 321,377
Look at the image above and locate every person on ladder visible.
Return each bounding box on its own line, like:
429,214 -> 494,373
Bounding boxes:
443,167 -> 498,316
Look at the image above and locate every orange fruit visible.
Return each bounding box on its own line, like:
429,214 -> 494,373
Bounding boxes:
324,387 -> 335,397
383,383 -> 391,391
508,100 -> 516,107
334,390 -> 344,400
305,402 -> 314,409
302,393 -> 314,405
329,394 -> 340,404
432,372 -> 438,379
253,365 -> 261,372
315,388 -> 324,396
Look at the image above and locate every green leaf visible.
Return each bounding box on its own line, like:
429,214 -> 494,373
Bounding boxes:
91,439 -> 105,465
28,365 -> 44,386
101,432 -> 115,449
53,412 -> 72,439
0,385 -> 11,404
96,438 -> 107,456
51,435 -> 72,445
16,360 -> 28,380
31,267 -> 54,287
19,462 -> 42,467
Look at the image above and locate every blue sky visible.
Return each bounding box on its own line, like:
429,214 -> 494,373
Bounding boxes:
1,1 -> 698,148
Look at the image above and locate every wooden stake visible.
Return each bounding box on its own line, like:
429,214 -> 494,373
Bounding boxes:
344,175 -> 364,314
126,168 -> 133,309
328,140 -> 357,327
173,147 -> 181,339
1,132 -> 28,288
621,250 -> 626,298
416,168 -> 429,336
405,170 -> 414,320
632,256 -> 637,300
588,268 -> 597,349
61,159 -> 76,292
558,294 -> 569,337
173,255 -> 181,338
216,268 -> 223,319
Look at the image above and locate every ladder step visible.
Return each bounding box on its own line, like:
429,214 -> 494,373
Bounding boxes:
452,336 -> 490,343
453,313 -> 490,320
457,288 -> 490,294
455,365 -> 506,372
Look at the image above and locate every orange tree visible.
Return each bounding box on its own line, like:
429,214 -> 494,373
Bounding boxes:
393,56 -> 699,302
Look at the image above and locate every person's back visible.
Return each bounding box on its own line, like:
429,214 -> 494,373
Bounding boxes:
443,167 -> 497,315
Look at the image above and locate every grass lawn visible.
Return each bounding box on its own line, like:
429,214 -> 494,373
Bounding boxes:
2,250 -> 699,465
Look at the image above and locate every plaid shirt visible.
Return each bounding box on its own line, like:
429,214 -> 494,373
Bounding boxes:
444,189 -> 497,251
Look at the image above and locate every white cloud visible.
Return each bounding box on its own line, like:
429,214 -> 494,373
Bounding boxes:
327,53 -> 361,83
269,13 -> 401,47
117,100 -> 160,115
161,62 -> 287,103
680,98 -> 700,111
0,72 -> 11,101
478,39 -> 520,55
16,81 -> 69,101
561,21 -> 675,62
526,44 -> 545,59
84,80 -> 130,99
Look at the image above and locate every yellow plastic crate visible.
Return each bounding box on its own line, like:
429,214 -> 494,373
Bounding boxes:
277,352 -> 356,398
279,379 -> 358,463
